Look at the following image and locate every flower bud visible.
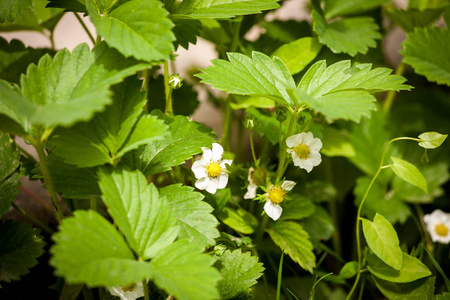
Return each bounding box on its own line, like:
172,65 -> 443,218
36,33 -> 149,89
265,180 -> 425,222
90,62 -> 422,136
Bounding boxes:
168,73 -> 183,89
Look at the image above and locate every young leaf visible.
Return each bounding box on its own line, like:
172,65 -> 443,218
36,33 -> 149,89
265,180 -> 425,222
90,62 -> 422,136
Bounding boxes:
312,10 -> 381,56
390,157 -> 428,193
87,0 -> 175,62
373,276 -> 436,300
418,131 -> 448,149
98,167 -> 179,260
149,239 -> 220,300
173,0 -> 280,19
401,27 -> 450,86
159,184 -> 220,248
214,249 -> 264,300
50,210 -> 153,287
197,51 -> 296,108
123,111 -> 216,176
0,133 -> 21,217
362,213 -> 403,270
323,0 -> 388,20
367,252 -> 431,283
326,261 -> 358,283
0,221 -> 45,282
50,77 -> 168,168
266,221 -> 316,273
0,0 -> 33,23
218,207 -> 259,235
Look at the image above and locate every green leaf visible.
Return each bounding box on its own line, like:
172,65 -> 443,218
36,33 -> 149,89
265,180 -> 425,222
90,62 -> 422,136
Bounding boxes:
50,77 -> 168,168
218,207 -> 259,235
0,0 -> 32,23
87,0 -> 175,62
197,51 -> 296,108
0,221 -> 45,282
46,0 -> 87,13
313,10 -> 381,57
390,157 -> 428,193
362,213 -> 403,270
271,37 -> 322,75
50,210 -> 153,287
149,239 -> 220,300
214,249 -> 264,300
98,168 -> 179,260
436,292 -> 450,300
325,261 -> 358,283
324,0 -> 388,19
266,221 -> 315,273
401,27 -> 450,86
173,0 -> 280,19
367,252 -> 431,283
0,133 -> 21,217
17,42 -> 150,129
123,111 -> 216,176
279,196 -> 315,221
0,80 -> 33,135
373,276 -> 435,300
204,187 -> 230,212
230,95 -> 275,110
321,126 -> 356,157
386,8 -> 444,32
246,107 -> 289,145
171,16 -> 202,50
159,184 -> 220,248
418,131 -> 448,149
301,205 -> 334,242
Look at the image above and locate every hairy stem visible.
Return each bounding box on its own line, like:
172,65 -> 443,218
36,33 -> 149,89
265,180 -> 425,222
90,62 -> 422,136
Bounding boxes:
163,61 -> 173,115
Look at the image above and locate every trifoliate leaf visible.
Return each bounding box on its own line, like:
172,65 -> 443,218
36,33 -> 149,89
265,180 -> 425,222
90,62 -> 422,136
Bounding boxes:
0,0 -> 32,23
197,51 -> 296,108
313,10 -> 381,56
323,0 -> 388,19
214,249 -> 264,300
149,239 -> 220,300
50,77 -> 168,168
362,214 -> 403,270
418,131 -> 447,149
159,184 -> 219,248
401,27 -> 450,86
0,221 -> 45,284
0,133 -> 21,217
123,111 -> 216,176
218,207 -> 259,235
390,157 -> 428,193
173,0 -> 280,19
98,168 -> 179,260
266,221 -> 315,273
367,252 -> 431,283
373,276 -> 435,300
386,8 -> 444,32
87,0 -> 175,62
50,210 -> 153,287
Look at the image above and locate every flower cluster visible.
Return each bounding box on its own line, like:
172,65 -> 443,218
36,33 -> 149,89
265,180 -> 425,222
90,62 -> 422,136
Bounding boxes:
424,209 -> 450,244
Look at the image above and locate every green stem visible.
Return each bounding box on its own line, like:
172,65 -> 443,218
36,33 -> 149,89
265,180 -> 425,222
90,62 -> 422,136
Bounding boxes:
276,112 -> 297,182
73,12 -> 96,45
383,62 -> 405,113
90,196 -> 97,211
249,129 -> 258,166
11,202 -> 54,234
221,100 -> 232,151
143,280 -> 149,300
276,251 -> 284,300
163,61 -> 173,115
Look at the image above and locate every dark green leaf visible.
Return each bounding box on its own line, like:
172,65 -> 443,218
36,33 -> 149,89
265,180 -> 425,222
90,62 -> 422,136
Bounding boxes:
373,276 -> 435,300
301,205 -> 334,242
246,107 -> 288,145
0,133 -> 21,217
0,0 -> 33,23
279,196 -> 315,221
46,0 -> 87,13
387,8 -> 444,32
324,0 -> 388,19
171,16 -> 202,50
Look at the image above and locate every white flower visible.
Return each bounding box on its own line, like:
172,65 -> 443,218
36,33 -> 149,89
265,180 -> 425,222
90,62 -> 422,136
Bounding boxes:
286,132 -> 322,173
424,209 -> 450,244
109,282 -> 144,300
244,167 -> 258,199
263,180 -> 296,221
192,143 -> 232,194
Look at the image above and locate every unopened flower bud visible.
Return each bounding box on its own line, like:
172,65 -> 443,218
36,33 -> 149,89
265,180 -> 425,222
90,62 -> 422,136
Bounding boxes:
168,74 -> 183,89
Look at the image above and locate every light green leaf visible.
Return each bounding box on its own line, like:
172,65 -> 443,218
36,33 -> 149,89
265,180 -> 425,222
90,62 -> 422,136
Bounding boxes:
272,37 -> 322,75
313,10 -> 381,56
0,80 -> 33,135
50,210 -> 153,287
418,131 -> 447,149
197,51 -> 296,108
18,42 -> 150,129
0,221 -> 45,282
0,133 -> 21,217
266,221 -> 315,273
367,252 -> 431,283
230,95 -> 275,109
401,27 -> 450,86
386,8 -> 444,32
123,111 -> 216,176
215,249 -> 264,300
98,168 -> 179,260
301,205 -> 334,242
0,0 -> 32,23
325,261 -> 358,283
390,157 -> 428,193
324,0 -> 388,19
87,0 -> 175,62
373,276 -> 435,300
409,0 -> 448,10
173,0 -> 280,19
218,207 -> 259,235
159,184 -> 220,248
362,213 -> 403,270
321,126 -> 356,157
149,239 -> 220,300
279,196 -> 315,221
50,77 -> 168,168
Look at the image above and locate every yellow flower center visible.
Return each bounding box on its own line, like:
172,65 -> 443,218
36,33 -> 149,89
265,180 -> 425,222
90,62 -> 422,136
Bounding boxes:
207,162 -> 222,178
293,144 -> 310,159
121,283 -> 137,292
268,187 -> 285,204
435,223 -> 449,237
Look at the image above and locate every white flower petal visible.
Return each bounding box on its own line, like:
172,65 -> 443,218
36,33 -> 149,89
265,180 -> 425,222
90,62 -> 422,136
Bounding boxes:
302,132 -> 314,143
299,159 -> 313,173
244,183 -> 258,199
286,133 -> 302,148
109,282 -> 144,300
191,161 -> 206,179
201,147 -> 212,161
211,143 -> 224,161
195,177 -> 209,190
423,209 -> 450,244
220,159 -> 233,167
247,167 -> 255,183
309,151 -> 322,166
309,138 -> 323,151
206,178 -> 219,194
281,180 -> 296,191
217,173 -> 229,189
264,201 -> 282,221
